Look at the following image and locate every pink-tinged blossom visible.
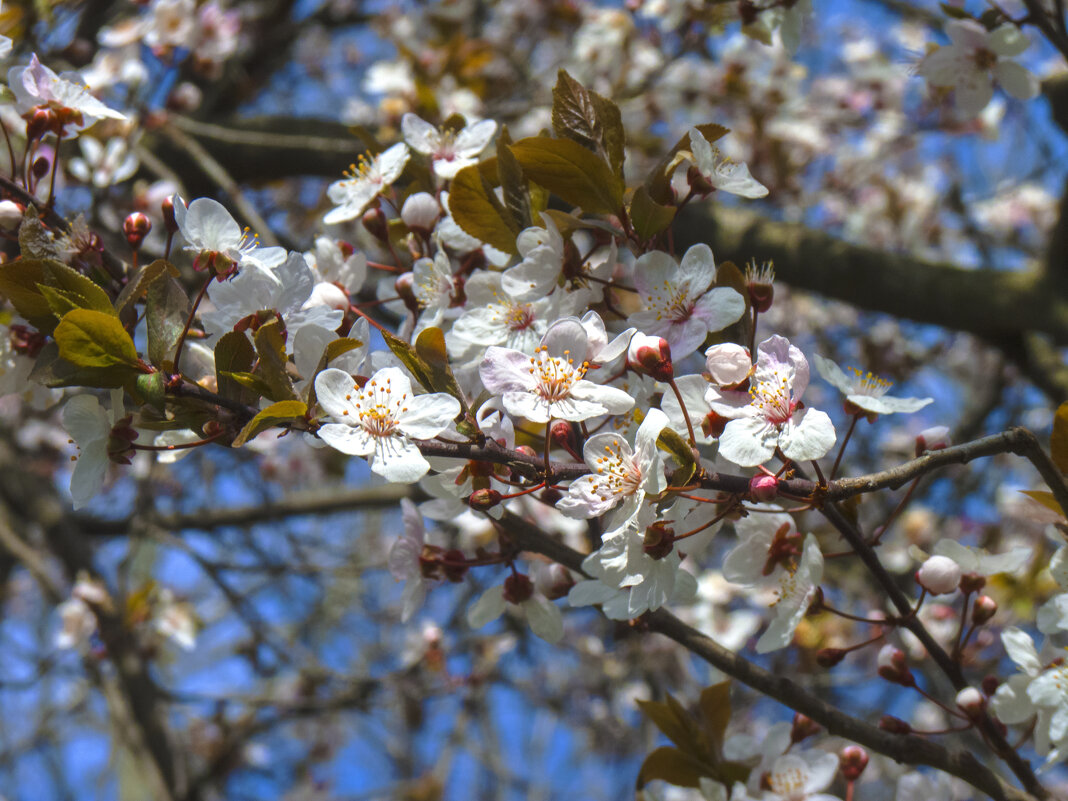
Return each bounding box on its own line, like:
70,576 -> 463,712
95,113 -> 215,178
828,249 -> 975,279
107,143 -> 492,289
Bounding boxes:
629,244 -> 746,359
401,113 -> 497,179
733,749 -> 840,801
709,335 -> 835,467
8,55 -> 127,135
479,319 -> 635,424
918,21 -> 1038,117
314,367 -> 461,482
323,143 -> 410,224
501,216 -> 566,302
557,409 -> 668,529
388,499 -> 438,621
705,342 -> 752,387
813,354 -> 932,415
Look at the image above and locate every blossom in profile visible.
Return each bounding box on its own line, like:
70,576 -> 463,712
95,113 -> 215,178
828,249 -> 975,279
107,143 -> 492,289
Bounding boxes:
918,21 -> 1038,116
468,573 -> 563,643
324,143 -> 410,224
314,367 -> 461,482
62,390 -> 125,509
8,54 -> 127,135
686,127 -> 769,199
629,244 -> 746,360
710,336 -> 835,467
173,196 -> 284,275
388,499 -> 439,622
813,354 -> 932,416
401,113 -> 497,179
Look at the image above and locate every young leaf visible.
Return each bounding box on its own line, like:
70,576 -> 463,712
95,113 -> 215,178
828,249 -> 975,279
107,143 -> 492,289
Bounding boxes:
636,746 -> 709,789
449,164 -> 521,254
636,695 -> 702,754
146,276 -> 192,370
415,326 -> 469,413
0,259 -> 57,330
510,137 -> 623,214
382,329 -> 435,391
657,427 -> 697,487
215,331 -> 256,403
1054,401 -> 1068,474
254,320 -> 300,402
115,260 -> 180,316
698,683 -> 731,756
497,127 -> 533,231
551,69 -> 626,181
233,400 -> 308,447
629,185 -> 676,241
54,309 -> 142,370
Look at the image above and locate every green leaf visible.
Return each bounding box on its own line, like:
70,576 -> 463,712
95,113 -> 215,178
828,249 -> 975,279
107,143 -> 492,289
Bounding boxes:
629,185 -> 676,241
18,208 -> 62,260
233,400 -> 308,447
497,127 -> 533,231
146,276 -> 191,370
657,427 -> 697,487
219,370 -> 274,398
54,309 -> 142,370
382,329 -> 435,391
646,123 -> 730,205
415,326 -> 469,413
134,371 -> 167,412
306,336 -> 366,407
254,319 -> 299,402
636,695 -> 701,754
115,259 -> 179,316
0,258 -> 114,334
551,69 -> 625,182
29,342 -> 140,390
1021,490 -> 1067,518
39,285 -> 85,318
940,2 -> 973,19
449,164 -> 521,254
510,136 -> 623,214
45,260 -> 114,314
636,747 -> 710,789
699,682 -> 731,756
1054,402 -> 1068,474
214,331 -> 256,403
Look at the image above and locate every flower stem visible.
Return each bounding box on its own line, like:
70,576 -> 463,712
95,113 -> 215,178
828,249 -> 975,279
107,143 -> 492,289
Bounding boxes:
831,412 -> 861,479
173,274 -> 212,376
667,378 -> 698,447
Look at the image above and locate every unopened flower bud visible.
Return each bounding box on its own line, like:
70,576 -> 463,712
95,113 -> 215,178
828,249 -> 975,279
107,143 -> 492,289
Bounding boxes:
960,572 -> 985,594
361,206 -> 389,242
879,715 -> 911,734
982,675 -> 1000,696
917,555 -> 961,595
0,200 -> 22,230
643,521 -> 675,560
535,563 -> 575,600
628,332 -> 673,382
9,325 -> 46,358
749,474 -> 778,502
303,282 -> 349,312
790,713 -> 820,743
123,212 -> 152,249
686,164 -> 713,195
468,488 -> 502,511
26,107 -> 56,140
401,192 -> 440,232
839,746 -> 869,781
704,342 -> 751,387
166,81 -> 203,113
514,445 -> 537,459
540,487 -> 563,505
955,686 -> 986,717
816,647 -> 846,668
32,155 -> 50,181
972,594 -> 997,625
162,196 -> 178,234
502,573 -> 534,605
916,426 -> 950,456
550,420 -> 578,455
877,645 -> 913,685
394,272 -> 420,316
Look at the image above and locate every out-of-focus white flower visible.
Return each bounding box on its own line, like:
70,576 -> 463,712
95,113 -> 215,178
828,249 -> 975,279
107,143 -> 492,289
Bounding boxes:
813,354 -> 932,415
685,127 -> 768,198
401,113 -> 497,179
8,55 -> 127,134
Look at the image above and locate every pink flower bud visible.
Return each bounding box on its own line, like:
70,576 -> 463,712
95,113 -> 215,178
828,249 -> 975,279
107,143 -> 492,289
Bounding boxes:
915,426 -> 950,456
401,192 -> 440,232
955,686 -> 985,717
790,713 -> 820,743
468,488 -> 502,511
123,212 -> 152,249
877,645 -> 912,685
534,564 -> 575,601
162,196 -> 178,234
917,555 -> 961,595
394,272 -> 420,316
550,420 -> 578,454
972,594 -> 997,625
749,474 -> 778,502
304,282 -> 349,312
0,200 -> 22,230
628,332 -> 673,382
839,746 -> 869,781
704,343 -> 751,387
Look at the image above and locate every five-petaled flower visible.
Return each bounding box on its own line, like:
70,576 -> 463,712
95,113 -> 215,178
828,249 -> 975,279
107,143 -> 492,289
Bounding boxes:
479,318 -> 635,424
685,127 -> 769,199
324,143 -> 410,224
8,54 -> 126,136
314,366 -> 461,482
401,113 -> 497,179
813,354 -> 932,416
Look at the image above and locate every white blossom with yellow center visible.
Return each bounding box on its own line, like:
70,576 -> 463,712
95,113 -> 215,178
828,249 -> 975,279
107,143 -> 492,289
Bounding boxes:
323,142 -> 410,224
402,112 -> 497,179
479,319 -> 635,424
813,354 -> 932,415
315,366 -> 460,483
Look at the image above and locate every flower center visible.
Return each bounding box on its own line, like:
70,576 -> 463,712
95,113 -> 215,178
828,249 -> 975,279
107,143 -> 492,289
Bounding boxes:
767,764 -> 808,800
593,438 -> 642,500
353,376 -> 408,438
343,152 -> 382,185
750,373 -> 796,425
847,366 -> 892,397
528,346 -> 588,404
505,303 -> 536,331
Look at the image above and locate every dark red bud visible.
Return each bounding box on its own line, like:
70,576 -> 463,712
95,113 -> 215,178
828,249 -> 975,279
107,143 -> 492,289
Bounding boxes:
442,548 -> 468,582
879,715 -> 911,734
468,488 -> 502,512
162,197 -> 178,234
816,647 -> 846,668
502,573 -> 534,605
839,746 -> 869,781
643,522 -> 675,560
972,594 -> 997,625
361,206 -> 389,242
790,713 -> 821,743
960,572 -> 986,594
123,212 -> 152,249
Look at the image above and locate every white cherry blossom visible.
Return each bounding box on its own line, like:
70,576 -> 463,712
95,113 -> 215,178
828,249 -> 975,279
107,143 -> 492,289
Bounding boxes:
173,196 -> 284,272
734,749 -> 840,801
557,408 -> 668,528
629,244 -> 746,359
62,389 -> 125,509
388,498 -> 438,621
314,367 -> 461,482
8,55 -> 127,135
401,113 -> 497,179
324,143 -> 410,224
467,576 -> 564,643
813,354 -> 932,415
687,127 -> 769,199
501,217 -> 566,302
710,335 -> 836,467
479,319 -> 635,424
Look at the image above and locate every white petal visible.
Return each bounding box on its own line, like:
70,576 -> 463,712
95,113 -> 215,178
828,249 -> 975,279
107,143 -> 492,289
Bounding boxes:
370,436 -> 432,483
779,408 -> 836,462
994,60 -> 1039,101
718,416 -> 777,467
401,113 -> 439,154
314,368 -> 359,419
317,423 -> 376,456
523,596 -> 564,643
398,393 -> 462,440
468,585 -> 506,628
